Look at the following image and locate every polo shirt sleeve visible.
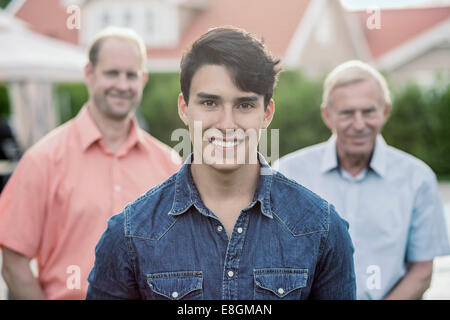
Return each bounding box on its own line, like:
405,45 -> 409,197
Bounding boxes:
0,151 -> 48,258
406,171 -> 450,262
86,209 -> 140,300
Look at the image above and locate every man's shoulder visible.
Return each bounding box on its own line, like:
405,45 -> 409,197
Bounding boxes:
385,144 -> 437,181
274,142 -> 327,172
21,120 -> 76,163
138,129 -> 182,164
269,171 -> 334,236
115,171 -> 179,239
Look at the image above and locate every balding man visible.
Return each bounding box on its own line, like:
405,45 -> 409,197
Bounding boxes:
0,27 -> 181,299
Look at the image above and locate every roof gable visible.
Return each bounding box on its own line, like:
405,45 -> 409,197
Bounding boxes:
148,0 -> 311,60
353,7 -> 450,59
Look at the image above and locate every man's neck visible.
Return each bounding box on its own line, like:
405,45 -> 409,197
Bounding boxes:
87,103 -> 132,154
191,162 -> 260,202
337,149 -> 372,177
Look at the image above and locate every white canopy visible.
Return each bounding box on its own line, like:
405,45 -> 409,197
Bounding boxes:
0,10 -> 87,149
0,10 -> 86,82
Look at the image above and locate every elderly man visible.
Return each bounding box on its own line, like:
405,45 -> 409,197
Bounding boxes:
274,60 -> 450,300
0,27 -> 181,299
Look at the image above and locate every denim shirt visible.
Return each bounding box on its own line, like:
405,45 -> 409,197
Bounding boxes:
87,155 -> 356,300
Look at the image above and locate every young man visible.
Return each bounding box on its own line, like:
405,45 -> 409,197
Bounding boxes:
0,27 -> 181,300
274,60 -> 450,299
86,26 -> 356,300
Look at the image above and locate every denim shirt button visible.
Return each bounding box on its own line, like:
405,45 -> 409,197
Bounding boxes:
278,288 -> 285,295
172,291 -> 179,298
217,225 -> 223,232
227,270 -> 234,278
237,227 -> 243,234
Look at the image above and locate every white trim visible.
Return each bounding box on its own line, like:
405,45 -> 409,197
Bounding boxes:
283,0 -> 326,68
342,10 -> 374,63
377,18 -> 450,71
147,58 -> 180,73
4,0 -> 27,15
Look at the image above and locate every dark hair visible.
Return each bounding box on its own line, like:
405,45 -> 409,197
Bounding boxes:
180,26 -> 282,107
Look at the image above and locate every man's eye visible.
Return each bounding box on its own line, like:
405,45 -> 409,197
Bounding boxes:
202,100 -> 216,107
127,73 -> 138,79
363,108 -> 376,115
339,110 -> 354,116
238,103 -> 254,110
104,70 -> 119,77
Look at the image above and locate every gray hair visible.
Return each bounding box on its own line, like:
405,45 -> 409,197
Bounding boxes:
322,60 -> 391,109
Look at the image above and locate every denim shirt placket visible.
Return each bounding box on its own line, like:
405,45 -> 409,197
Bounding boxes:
185,158 -> 272,300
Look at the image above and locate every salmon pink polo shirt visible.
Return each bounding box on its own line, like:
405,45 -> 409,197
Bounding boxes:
0,106 -> 181,299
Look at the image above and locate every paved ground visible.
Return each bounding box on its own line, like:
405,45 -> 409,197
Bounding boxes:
1,183 -> 450,300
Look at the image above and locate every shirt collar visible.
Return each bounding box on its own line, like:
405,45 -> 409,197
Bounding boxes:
320,134 -> 387,177
320,134 -> 339,173
74,105 -> 144,154
169,153 -> 274,219
369,135 -> 387,177
74,106 -> 102,151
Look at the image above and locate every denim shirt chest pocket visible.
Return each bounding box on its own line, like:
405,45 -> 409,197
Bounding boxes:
146,271 -> 203,300
254,268 -> 308,300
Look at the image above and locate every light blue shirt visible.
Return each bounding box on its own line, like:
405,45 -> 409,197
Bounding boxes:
274,135 -> 450,299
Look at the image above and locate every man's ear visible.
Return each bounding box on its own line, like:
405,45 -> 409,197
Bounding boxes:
178,93 -> 189,126
262,99 -> 275,129
321,104 -> 334,131
382,103 -> 391,125
84,62 -> 94,86
141,72 -> 148,87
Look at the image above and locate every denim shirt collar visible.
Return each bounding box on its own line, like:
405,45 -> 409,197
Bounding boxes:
320,134 -> 387,178
169,153 -> 274,219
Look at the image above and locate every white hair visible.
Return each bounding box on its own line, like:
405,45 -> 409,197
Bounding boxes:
322,60 -> 391,109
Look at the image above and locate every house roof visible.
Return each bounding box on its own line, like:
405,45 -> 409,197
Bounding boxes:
148,0 -> 311,61
7,0 -> 450,72
352,6 -> 450,59
13,0 -> 78,44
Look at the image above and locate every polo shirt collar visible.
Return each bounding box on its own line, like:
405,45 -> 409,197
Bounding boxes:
320,134 -> 387,177
169,153 -> 274,219
74,105 -> 144,153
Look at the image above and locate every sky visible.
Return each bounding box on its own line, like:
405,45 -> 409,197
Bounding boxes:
341,0 -> 450,9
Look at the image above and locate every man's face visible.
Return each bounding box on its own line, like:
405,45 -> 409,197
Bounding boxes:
322,79 -> 390,160
178,64 -> 274,172
85,37 -> 147,120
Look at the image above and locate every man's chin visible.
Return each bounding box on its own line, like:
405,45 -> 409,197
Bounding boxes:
106,105 -> 135,120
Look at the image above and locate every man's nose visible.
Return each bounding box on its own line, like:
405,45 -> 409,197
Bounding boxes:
115,73 -> 129,91
352,111 -> 366,130
216,106 -> 238,131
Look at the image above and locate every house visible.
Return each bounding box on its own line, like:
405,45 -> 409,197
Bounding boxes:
4,0 -> 450,83
350,6 -> 450,85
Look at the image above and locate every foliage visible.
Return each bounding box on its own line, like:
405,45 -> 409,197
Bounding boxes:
0,83 -> 10,119
1,71 -> 449,177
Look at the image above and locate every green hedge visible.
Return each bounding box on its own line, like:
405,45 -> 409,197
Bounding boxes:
383,81 -> 450,179
2,71 -> 449,177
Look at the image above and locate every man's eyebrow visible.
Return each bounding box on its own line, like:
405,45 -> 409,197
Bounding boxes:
196,92 -> 221,100
234,95 -> 259,103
